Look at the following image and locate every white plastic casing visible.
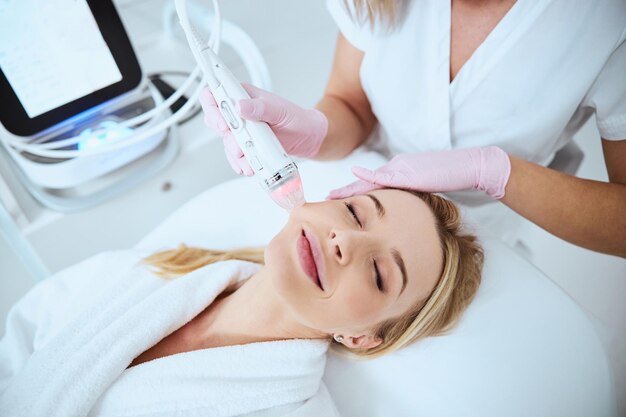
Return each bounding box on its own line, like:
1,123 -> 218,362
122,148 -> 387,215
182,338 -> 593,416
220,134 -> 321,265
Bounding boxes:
175,0 -> 305,210
195,47 -> 299,186
195,47 -> 304,210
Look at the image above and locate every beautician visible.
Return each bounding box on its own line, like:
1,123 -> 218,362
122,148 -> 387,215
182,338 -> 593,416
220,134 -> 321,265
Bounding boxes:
200,0 -> 626,258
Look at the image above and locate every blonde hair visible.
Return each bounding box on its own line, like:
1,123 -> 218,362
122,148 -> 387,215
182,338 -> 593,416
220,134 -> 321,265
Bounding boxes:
341,0 -> 403,30
144,190 -> 483,359
144,246 -> 264,278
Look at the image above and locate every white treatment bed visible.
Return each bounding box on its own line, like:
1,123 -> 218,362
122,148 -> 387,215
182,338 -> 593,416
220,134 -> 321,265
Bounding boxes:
136,150 -> 616,417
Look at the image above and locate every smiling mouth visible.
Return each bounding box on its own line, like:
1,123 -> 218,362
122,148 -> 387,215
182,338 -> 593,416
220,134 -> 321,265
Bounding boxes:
297,229 -> 323,290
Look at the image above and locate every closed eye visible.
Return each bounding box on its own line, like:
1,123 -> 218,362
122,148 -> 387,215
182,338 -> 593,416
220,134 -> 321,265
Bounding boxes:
374,260 -> 384,292
344,202 -> 362,228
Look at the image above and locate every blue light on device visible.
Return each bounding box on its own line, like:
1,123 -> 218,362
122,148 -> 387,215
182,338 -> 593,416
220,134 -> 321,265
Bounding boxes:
77,121 -> 133,151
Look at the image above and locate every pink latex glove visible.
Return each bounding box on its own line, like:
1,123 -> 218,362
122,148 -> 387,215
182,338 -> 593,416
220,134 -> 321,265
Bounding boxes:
328,146 -> 512,200
199,83 -> 328,176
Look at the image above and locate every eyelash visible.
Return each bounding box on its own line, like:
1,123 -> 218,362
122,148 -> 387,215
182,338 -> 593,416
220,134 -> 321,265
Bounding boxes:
344,202 -> 384,293
344,202 -> 362,228
373,260 -> 384,292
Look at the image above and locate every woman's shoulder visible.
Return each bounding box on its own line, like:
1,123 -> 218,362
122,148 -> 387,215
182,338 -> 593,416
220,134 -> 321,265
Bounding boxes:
1,249 -> 153,354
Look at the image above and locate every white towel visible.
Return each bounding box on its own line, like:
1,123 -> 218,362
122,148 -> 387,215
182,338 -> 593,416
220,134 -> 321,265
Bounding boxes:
0,251 -> 339,416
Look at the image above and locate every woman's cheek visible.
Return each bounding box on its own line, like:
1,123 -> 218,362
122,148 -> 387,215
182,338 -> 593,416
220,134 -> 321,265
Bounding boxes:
335,286 -> 384,325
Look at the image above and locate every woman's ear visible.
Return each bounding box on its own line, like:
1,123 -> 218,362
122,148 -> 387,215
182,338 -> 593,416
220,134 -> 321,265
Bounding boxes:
342,334 -> 382,350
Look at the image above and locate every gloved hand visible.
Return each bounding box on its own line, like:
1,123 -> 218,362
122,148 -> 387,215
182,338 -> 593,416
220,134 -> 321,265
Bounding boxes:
199,83 -> 328,176
328,146 -> 512,200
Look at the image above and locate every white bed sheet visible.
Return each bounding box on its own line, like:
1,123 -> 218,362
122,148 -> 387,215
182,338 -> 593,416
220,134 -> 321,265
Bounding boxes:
136,150 -> 615,417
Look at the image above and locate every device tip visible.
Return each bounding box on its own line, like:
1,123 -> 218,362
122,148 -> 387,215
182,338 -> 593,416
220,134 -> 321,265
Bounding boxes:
270,175 -> 306,211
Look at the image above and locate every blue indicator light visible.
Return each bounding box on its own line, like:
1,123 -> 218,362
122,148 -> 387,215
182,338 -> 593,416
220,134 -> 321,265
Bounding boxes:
77,121 -> 133,151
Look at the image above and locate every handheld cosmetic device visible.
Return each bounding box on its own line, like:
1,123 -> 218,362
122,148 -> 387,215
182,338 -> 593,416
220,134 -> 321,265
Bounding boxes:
175,0 -> 306,211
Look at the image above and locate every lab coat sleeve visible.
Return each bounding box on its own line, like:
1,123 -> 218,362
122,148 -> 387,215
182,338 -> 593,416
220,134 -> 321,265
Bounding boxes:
0,250 -> 142,393
581,29 -> 626,140
326,0 -> 374,52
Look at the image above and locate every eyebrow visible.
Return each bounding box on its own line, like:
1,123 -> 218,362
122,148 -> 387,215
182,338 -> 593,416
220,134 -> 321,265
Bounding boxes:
364,193 -> 385,218
392,249 -> 408,295
364,193 -> 408,296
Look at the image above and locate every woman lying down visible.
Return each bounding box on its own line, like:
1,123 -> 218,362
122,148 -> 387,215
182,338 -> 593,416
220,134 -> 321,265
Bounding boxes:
0,189 -> 483,417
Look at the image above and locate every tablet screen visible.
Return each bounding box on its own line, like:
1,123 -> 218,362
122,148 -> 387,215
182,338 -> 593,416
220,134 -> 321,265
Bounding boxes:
0,0 -> 123,118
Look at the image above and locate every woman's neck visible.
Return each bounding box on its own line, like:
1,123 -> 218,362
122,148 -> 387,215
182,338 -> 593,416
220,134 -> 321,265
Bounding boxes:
192,267 -> 328,348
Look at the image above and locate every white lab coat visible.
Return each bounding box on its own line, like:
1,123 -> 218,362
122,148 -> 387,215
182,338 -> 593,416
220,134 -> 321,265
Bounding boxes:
0,251 -> 339,417
327,0 -> 626,241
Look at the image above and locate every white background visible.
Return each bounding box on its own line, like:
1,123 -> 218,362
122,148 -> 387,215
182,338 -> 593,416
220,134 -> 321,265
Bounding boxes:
0,0 -> 624,414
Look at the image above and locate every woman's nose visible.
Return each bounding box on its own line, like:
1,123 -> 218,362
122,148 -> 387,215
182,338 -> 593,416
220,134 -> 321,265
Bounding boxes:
329,229 -> 356,265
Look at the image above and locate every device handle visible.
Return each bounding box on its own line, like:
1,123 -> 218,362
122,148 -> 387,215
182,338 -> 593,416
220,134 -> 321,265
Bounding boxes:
199,49 -> 294,180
